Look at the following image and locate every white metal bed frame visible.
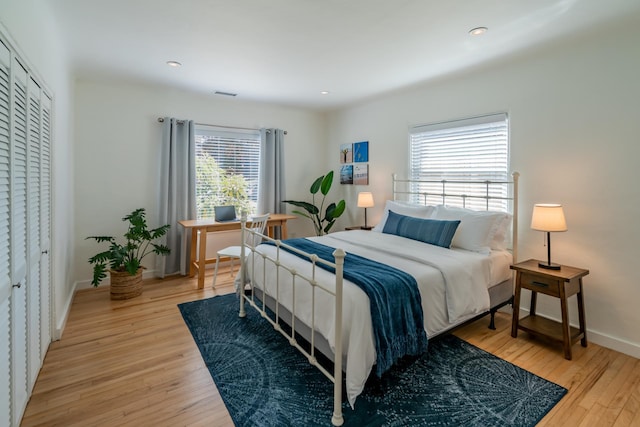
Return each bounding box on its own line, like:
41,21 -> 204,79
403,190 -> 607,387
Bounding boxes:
238,172 -> 520,426
393,172 -> 520,262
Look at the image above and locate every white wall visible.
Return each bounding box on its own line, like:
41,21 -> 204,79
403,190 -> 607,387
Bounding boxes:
73,79 -> 327,285
0,0 -> 76,338
326,16 -> 640,357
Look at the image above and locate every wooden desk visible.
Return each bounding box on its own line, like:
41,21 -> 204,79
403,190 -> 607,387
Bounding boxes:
178,214 -> 297,289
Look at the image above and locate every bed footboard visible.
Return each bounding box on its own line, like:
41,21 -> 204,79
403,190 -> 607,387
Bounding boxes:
239,214 -> 346,426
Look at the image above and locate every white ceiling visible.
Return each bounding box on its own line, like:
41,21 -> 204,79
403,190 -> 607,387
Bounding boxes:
51,0 -> 640,110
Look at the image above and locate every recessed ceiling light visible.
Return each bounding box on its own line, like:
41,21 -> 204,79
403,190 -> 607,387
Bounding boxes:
166,60 -> 182,67
320,91 -> 330,95
469,27 -> 488,36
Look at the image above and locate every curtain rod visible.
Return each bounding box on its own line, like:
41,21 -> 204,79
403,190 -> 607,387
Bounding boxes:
157,117 -> 287,134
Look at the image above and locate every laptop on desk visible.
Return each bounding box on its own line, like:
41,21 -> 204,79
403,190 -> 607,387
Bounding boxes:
214,205 -> 237,222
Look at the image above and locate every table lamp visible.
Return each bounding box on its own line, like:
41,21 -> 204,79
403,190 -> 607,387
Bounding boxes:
357,192 -> 374,230
531,204 -> 567,270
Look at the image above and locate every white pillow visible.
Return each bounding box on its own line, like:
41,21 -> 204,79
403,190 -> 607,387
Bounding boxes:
431,205 -> 511,254
490,214 -> 512,251
372,200 -> 435,232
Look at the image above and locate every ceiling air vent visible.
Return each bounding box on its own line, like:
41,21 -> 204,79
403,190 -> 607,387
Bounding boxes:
214,91 -> 237,97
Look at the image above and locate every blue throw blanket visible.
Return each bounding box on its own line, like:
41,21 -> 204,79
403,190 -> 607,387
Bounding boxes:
265,238 -> 428,376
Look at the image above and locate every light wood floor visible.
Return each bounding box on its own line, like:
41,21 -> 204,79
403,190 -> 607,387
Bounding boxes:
21,268 -> 640,426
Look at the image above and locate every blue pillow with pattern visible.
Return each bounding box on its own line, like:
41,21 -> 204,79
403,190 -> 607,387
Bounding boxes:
382,210 -> 460,248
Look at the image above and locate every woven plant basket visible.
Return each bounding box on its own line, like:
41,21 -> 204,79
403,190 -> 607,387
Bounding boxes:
109,268 -> 143,300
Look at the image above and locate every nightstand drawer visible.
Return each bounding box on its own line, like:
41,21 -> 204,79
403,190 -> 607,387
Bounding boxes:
520,273 -> 561,296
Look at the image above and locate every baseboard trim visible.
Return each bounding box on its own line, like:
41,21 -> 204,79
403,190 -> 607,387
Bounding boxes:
54,280 -> 77,341
586,329 -> 640,359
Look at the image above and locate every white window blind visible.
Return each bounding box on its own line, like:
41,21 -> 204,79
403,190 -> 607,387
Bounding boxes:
409,113 -> 509,211
194,126 -> 261,219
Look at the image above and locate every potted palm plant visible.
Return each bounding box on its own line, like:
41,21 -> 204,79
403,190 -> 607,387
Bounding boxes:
86,208 -> 170,300
284,170 -> 346,236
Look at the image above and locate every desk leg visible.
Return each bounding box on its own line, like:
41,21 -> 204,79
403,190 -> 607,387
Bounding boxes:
577,278 -> 588,347
197,230 -> 207,289
188,229 -> 198,278
180,229 -> 187,275
281,221 -> 288,239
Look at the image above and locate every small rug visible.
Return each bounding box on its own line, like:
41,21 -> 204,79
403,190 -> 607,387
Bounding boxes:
179,294 -> 567,426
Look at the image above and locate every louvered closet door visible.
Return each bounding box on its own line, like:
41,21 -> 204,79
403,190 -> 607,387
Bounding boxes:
10,56 -> 29,425
39,94 -> 51,359
26,76 -> 41,387
0,29 -> 53,426
0,39 -> 12,427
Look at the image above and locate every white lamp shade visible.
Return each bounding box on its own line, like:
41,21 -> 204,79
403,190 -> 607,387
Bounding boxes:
357,192 -> 374,208
531,204 -> 567,232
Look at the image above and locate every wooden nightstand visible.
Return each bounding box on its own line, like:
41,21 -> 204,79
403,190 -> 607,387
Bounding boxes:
345,226 -> 372,231
511,259 -> 589,360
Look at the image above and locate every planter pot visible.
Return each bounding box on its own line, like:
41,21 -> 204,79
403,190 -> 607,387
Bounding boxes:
109,268 -> 143,300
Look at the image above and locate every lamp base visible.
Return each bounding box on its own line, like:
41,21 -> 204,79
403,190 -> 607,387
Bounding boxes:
360,226 -> 373,230
539,261 -> 561,270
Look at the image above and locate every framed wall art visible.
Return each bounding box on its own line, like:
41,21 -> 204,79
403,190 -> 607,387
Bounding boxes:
353,141 -> 369,163
340,140 -> 371,185
340,143 -> 352,163
354,164 -> 369,185
340,164 -> 353,184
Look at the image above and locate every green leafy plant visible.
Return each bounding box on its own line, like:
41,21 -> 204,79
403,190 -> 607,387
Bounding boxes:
195,152 -> 254,218
86,208 -> 171,286
284,171 -> 346,236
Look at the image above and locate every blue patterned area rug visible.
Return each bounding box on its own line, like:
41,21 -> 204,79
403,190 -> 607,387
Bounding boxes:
179,294 -> 566,426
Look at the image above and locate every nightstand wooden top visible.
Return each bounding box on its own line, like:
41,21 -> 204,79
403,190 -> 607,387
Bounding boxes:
511,259 -> 589,281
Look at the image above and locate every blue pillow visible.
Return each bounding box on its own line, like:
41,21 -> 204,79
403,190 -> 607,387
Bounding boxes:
382,210 -> 460,248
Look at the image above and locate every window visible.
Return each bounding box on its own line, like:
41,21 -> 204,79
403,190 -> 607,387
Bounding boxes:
409,113 -> 509,211
194,126 -> 261,219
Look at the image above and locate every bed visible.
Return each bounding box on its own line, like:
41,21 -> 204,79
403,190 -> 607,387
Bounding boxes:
236,172 -> 520,426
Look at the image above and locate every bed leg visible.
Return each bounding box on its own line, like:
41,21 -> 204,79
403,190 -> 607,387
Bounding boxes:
487,296 -> 514,330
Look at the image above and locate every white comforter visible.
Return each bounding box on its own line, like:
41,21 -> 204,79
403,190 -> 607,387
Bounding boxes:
241,230 -> 501,407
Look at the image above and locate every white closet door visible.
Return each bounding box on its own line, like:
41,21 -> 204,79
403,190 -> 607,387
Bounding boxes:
39,94 -> 51,359
10,56 -> 29,425
0,38 -> 12,427
1,29 -> 53,427
27,76 -> 41,388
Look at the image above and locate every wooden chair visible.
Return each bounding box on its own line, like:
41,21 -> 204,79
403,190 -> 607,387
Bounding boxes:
212,213 -> 270,289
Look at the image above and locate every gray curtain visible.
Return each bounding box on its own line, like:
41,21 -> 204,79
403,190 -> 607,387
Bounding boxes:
258,128 -> 286,236
157,117 -> 196,277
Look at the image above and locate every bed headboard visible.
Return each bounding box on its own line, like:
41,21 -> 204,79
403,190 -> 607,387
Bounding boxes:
392,172 -> 520,262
